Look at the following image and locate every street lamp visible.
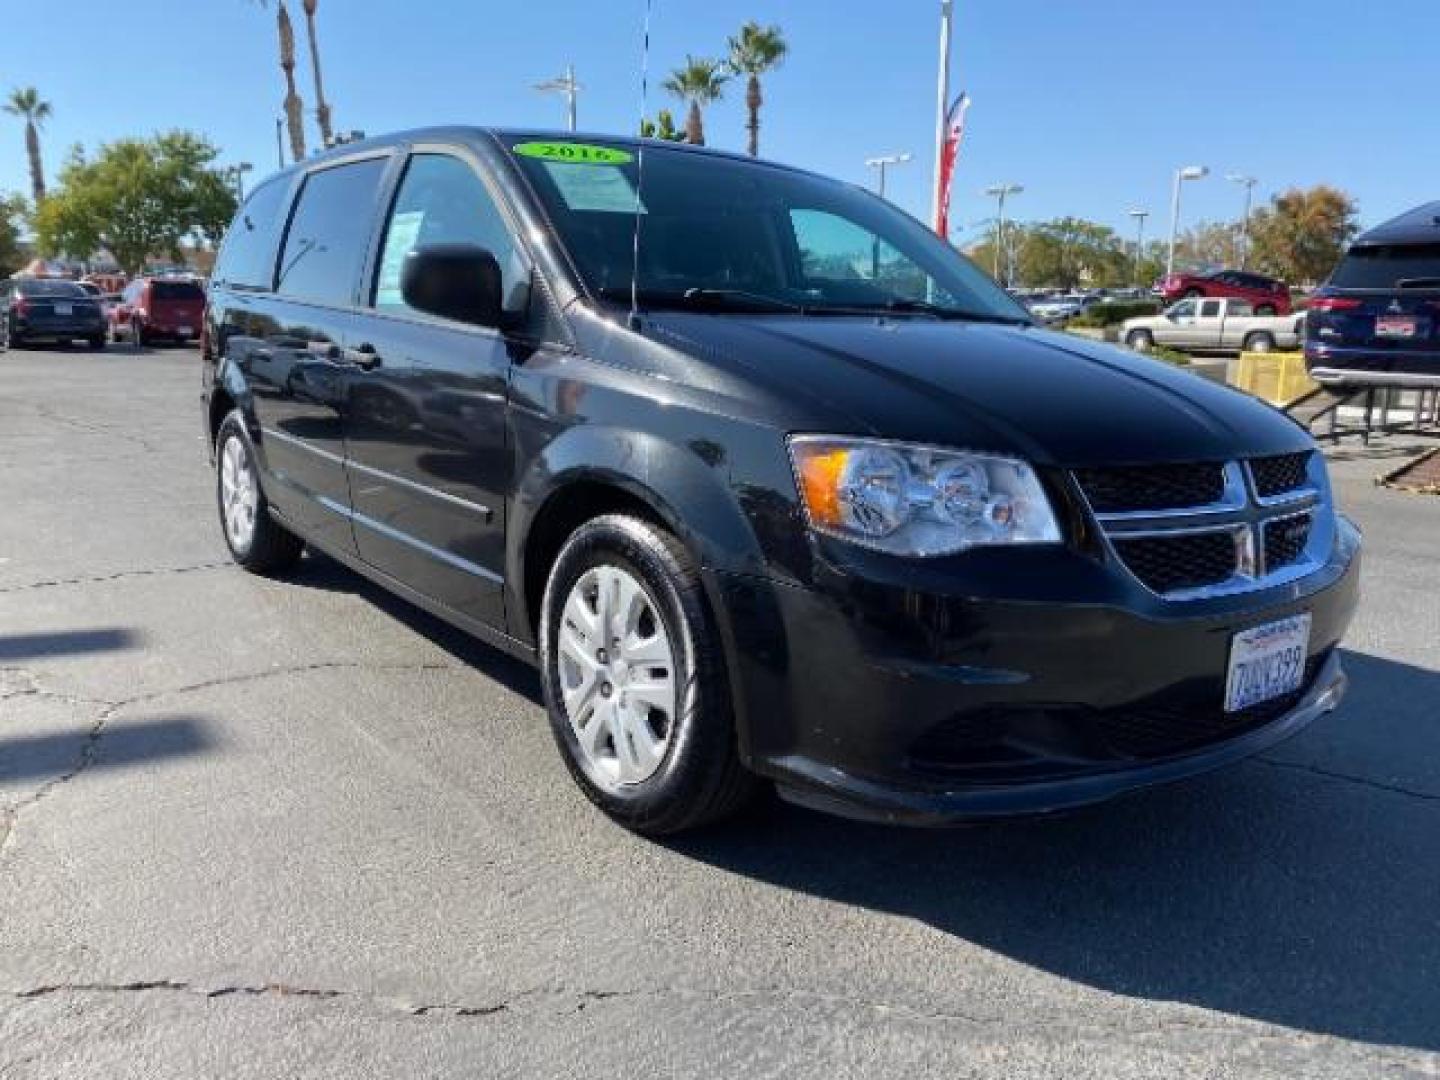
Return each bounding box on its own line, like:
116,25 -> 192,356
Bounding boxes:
227,162 -> 254,201
1128,208 -> 1149,286
1226,173 -> 1258,269
535,64 -> 581,132
984,183 -> 1023,285
1166,164 -> 1209,277
864,152 -> 912,200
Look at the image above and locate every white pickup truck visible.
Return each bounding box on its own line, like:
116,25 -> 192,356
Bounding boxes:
1121,297 -> 1305,354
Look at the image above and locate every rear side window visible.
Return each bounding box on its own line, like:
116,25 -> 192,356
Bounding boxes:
1199,300 -> 1222,318
152,281 -> 205,301
276,158 -> 388,306
1329,243 -> 1440,289
214,178 -> 290,290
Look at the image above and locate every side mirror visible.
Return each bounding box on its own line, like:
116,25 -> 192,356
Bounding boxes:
401,243 -> 503,328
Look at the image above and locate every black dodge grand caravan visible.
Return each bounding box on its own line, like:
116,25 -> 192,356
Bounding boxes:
202,128 -> 1360,833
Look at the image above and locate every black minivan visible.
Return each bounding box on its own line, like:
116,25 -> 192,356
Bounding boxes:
203,128 -> 1360,834
1306,200 -> 1440,385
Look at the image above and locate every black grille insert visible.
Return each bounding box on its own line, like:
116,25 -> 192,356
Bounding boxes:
1249,451 -> 1311,498
1074,463 -> 1226,513
1264,514 -> 1312,570
1112,530 -> 1237,594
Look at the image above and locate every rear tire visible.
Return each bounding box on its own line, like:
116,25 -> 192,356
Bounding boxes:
1243,332 -> 1275,353
215,411 -> 305,574
539,514 -> 759,835
1126,329 -> 1155,352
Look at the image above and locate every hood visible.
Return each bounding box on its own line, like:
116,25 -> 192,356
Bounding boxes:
639,314 -> 1309,467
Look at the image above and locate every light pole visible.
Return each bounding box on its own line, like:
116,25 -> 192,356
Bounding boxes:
1128,208 -> 1149,286
930,0 -> 954,233
1226,173 -> 1258,269
228,162 -> 254,201
984,183 -> 1023,285
535,64 -> 581,132
1166,164 -> 1209,277
865,152 -> 912,200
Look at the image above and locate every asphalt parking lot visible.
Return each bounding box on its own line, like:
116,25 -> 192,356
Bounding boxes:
2,346 -> 1438,1079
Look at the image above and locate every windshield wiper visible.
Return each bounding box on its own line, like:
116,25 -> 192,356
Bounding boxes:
597,286 -> 803,313
802,298 -> 1030,324
1395,277 -> 1440,289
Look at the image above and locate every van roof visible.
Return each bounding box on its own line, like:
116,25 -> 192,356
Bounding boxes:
1355,201 -> 1440,246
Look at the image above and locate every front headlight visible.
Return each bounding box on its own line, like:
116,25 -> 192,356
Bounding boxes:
788,436 -> 1062,556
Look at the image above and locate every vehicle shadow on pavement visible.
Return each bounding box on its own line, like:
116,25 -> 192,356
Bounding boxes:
0,628 -> 141,662
285,552 -> 542,703
672,648 -> 1440,1052
0,715 -> 213,786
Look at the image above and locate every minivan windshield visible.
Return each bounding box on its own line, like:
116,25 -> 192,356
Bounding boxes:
1329,243 -> 1440,290
505,139 -> 1031,323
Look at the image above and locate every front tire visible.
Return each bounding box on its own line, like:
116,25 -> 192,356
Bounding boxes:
215,411 -> 304,574
539,514 -> 757,835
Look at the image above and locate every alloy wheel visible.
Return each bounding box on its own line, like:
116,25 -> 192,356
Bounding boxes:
219,434 -> 259,552
557,564 -> 677,789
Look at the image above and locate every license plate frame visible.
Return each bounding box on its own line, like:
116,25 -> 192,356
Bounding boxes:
1224,613 -> 1311,713
1375,315 -> 1418,339
53,302 -> 72,316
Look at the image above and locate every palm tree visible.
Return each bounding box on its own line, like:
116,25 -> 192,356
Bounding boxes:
662,57 -> 728,146
300,0 -> 334,147
726,22 -> 787,157
276,1 -> 306,162
4,88 -> 52,204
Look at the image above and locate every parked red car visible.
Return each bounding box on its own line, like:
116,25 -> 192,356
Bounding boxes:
111,276 -> 207,345
1159,270 -> 1292,315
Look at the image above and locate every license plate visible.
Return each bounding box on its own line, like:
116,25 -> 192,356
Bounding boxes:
178,326 -> 194,336
1375,315 -> 1417,339
1224,614 -> 1311,713
53,303 -> 72,316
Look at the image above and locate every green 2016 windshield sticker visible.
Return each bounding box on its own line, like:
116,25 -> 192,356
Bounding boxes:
512,141 -> 633,165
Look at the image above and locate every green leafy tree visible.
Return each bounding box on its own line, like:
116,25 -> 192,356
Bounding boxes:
639,109 -> 686,142
0,193 -> 28,278
4,87 -> 52,205
34,132 -> 238,274
726,22 -> 787,157
1172,219 -> 1239,272
662,56 -> 729,146
1248,185 -> 1359,285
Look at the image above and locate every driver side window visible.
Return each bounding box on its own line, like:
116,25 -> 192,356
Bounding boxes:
373,153 -> 525,316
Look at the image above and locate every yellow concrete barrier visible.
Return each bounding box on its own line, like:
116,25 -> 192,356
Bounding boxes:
1230,351 -> 1318,406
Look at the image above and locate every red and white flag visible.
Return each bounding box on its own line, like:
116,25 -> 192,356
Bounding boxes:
935,91 -> 970,239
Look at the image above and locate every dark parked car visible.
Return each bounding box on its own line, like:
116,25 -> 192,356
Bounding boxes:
116,276 -> 207,345
0,278 -> 107,349
1305,201 -> 1440,386
1160,270 -> 1292,315
202,128 -> 1360,834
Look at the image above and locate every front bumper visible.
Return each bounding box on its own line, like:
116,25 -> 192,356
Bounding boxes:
714,518 -> 1361,825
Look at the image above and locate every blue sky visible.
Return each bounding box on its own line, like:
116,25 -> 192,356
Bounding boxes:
4,0 -> 1436,241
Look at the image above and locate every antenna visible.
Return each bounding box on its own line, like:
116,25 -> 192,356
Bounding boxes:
628,0 -> 654,330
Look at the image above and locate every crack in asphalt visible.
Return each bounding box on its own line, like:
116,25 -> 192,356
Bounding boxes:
0,561 -> 233,595
1255,755 -> 1440,803
0,660 -> 459,859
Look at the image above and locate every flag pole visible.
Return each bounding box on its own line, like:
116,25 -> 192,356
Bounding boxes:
930,0 -> 954,235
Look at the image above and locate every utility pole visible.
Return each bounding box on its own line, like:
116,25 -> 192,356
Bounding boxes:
535,64 -> 581,132
930,0 -> 954,233
1226,173 -> 1258,269
984,183 -> 1023,285
1128,208 -> 1149,286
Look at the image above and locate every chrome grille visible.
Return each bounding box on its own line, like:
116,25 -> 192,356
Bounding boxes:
1249,451 -> 1312,500
1074,454 -> 1331,599
1072,463 -> 1225,513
